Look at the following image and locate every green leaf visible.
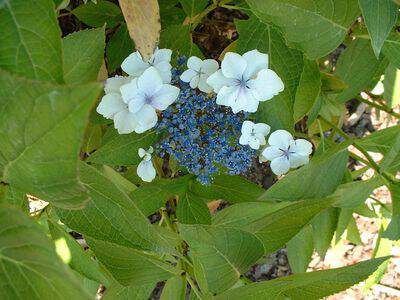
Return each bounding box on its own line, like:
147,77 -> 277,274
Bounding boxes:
159,25 -> 203,59
312,207 -> 339,258
214,257 -> 390,300
159,0 -> 186,28
103,282 -> 155,300
179,224 -> 264,294
346,216 -> 362,245
335,208 -> 353,242
48,220 -> 108,284
383,182 -> 400,240
235,16 -> 303,132
190,174 -> 264,203
357,125 -> 400,154
56,162 -> 179,254
382,32 -> 400,69
160,276 -> 186,300
176,192 -> 211,225
293,58 -> 321,121
88,128 -> 160,166
321,72 -> 349,93
100,165 -> 137,194
243,198 -> 334,254
335,38 -> 389,103
359,0 -> 398,57
106,24 -> 135,73
1,185 -> 28,212
384,63 -> 400,108
0,0 -> 63,83
86,237 -> 180,286
380,132 -> 400,173
245,0 -> 360,59
0,70 -> 102,209
212,202 -> 291,228
259,145 -> 349,202
72,0 -> 124,28
179,0 -> 208,18
0,206 -> 91,300
63,27 -> 105,84
130,176 -> 191,216
331,177 -> 383,208
287,225 -> 313,273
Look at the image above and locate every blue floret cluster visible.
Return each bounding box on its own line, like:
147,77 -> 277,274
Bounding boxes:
156,60 -> 255,185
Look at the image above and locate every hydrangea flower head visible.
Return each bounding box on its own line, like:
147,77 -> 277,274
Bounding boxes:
260,130 -> 312,176
157,62 -> 255,184
207,50 -> 284,113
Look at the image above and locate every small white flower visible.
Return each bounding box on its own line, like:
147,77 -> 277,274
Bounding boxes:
260,130 -> 312,176
96,75 -> 139,134
137,147 -> 156,182
180,56 -> 219,93
120,67 -> 180,133
207,50 -> 284,113
239,121 -> 270,150
121,48 -> 172,83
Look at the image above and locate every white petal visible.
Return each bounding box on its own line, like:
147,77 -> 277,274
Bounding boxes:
289,153 -> 309,168
292,139 -> 313,156
151,84 -> 180,110
250,69 -> 284,102
231,87 -> 257,113
104,76 -> 132,94
206,69 -> 235,93
254,123 -> 271,136
268,129 -> 293,150
138,148 -> 146,158
242,50 -> 268,79
239,134 -> 250,146
259,152 -> 268,163
120,78 -> 140,104
198,74 -> 213,93
216,85 -> 239,107
97,93 -> 126,119
201,59 -> 219,75
153,60 -> 172,83
138,67 -> 163,95
121,52 -> 149,76
180,69 -> 197,83
261,146 -> 282,161
114,110 -> 138,134
221,52 -> 247,79
254,134 -> 266,146
248,138 -> 261,150
241,120 -> 254,134
152,48 -> 172,64
189,75 -> 200,89
135,104 -> 158,133
270,156 -> 291,176
187,56 -> 202,72
137,160 -> 156,182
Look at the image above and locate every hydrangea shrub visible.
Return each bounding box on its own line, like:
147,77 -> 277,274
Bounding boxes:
0,0 -> 399,299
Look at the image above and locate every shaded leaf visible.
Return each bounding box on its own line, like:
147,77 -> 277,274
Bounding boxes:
160,276 -> 186,300
245,0 -> 360,59
103,282 -> 155,300
63,27 -> 105,84
383,182 -> 400,240
0,70 -> 102,209
106,24 -> 135,73
72,0 -> 123,28
0,206 -> 91,300
0,0 -> 63,83
287,225 -> 314,273
312,207 -> 339,258
359,0 -> 398,57
179,0 -> 208,18
176,192 -> 211,225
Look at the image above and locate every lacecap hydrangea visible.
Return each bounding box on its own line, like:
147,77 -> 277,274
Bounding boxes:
96,48 -> 313,184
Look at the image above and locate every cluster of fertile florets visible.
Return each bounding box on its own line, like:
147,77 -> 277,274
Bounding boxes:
96,48 -> 313,184
156,64 -> 255,184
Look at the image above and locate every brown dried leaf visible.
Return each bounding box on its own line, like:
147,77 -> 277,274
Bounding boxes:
118,0 -> 160,61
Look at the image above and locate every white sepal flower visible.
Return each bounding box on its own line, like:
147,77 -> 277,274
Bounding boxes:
207,50 -> 284,113
239,121 -> 270,150
261,130 -> 312,176
121,48 -> 172,83
137,147 -> 156,182
96,75 -> 139,134
120,67 -> 180,133
180,56 -> 219,93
